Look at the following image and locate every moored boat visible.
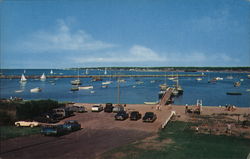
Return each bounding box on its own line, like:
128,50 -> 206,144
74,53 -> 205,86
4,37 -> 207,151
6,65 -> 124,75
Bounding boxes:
196,77 -> 202,81
215,77 -> 223,80
78,86 -> 93,90
15,90 -> 23,93
234,81 -> 241,87
40,73 -> 46,81
70,87 -> 79,91
226,92 -> 242,95
144,102 -> 158,105
71,79 -> 82,85
30,87 -> 42,93
102,81 -> 112,85
20,74 -> 27,83
159,84 -> 168,90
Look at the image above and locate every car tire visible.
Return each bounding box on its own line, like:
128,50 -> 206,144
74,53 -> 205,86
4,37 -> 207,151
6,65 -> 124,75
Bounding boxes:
16,123 -> 20,127
30,124 -> 34,128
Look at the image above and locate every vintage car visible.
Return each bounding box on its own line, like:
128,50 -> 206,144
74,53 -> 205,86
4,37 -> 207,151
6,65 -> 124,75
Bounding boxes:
112,105 -> 124,113
69,106 -> 87,113
41,125 -> 67,136
115,111 -> 129,120
14,121 -> 39,127
91,105 -> 103,112
63,120 -> 81,132
104,103 -> 113,113
142,112 -> 157,122
130,111 -> 142,121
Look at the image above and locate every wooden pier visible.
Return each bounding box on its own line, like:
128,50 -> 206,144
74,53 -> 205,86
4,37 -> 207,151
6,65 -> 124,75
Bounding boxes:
0,74 -> 205,79
159,88 -> 174,106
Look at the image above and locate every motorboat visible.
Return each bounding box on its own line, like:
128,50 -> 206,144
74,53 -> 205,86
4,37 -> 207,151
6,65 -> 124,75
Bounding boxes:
70,87 -> 79,91
226,76 -> 233,79
71,79 -> 82,85
136,81 -> 144,85
226,92 -> 242,95
30,87 -> 42,93
159,84 -> 168,90
234,81 -> 241,87
15,90 -> 23,93
102,81 -> 112,85
117,79 -> 126,83
172,88 -> 179,96
215,77 -> 223,80
196,77 -> 202,81
102,85 -> 108,88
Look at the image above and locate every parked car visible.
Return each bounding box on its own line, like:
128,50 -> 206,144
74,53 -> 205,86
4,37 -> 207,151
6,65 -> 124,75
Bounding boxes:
112,105 -> 124,113
69,106 -> 87,113
104,103 -> 113,112
53,107 -> 74,119
91,104 -> 103,112
63,120 -> 81,132
130,111 -> 142,121
34,112 -> 60,123
15,121 -> 39,127
41,124 -> 67,136
115,111 -> 129,120
142,112 -> 157,122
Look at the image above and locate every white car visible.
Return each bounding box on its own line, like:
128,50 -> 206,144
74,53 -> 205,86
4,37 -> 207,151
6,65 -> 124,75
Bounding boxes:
15,121 -> 39,127
91,105 -> 103,112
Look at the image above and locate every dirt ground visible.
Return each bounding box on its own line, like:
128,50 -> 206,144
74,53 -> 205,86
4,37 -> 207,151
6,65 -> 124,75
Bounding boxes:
1,103 -> 250,159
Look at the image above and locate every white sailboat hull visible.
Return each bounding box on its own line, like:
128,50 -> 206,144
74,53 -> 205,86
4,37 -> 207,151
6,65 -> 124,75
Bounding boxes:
78,86 -> 93,90
30,87 -> 42,93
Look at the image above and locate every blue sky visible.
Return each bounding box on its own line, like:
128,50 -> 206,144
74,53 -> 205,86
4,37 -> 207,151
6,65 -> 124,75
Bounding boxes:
1,0 -> 250,68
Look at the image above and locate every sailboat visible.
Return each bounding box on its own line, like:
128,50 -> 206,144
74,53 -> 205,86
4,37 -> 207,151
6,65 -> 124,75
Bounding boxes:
102,68 -> 113,85
159,72 -> 168,90
175,76 -> 183,94
71,69 -> 82,85
85,69 -> 89,75
50,70 -> 53,74
168,72 -> 176,80
20,74 -> 27,83
40,73 -> 46,81
104,68 -> 107,75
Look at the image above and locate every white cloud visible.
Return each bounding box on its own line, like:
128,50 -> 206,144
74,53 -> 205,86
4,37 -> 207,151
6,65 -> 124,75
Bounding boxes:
19,19 -> 116,52
73,45 -> 166,63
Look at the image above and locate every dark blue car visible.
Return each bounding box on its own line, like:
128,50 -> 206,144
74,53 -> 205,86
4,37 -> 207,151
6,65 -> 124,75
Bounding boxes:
63,120 -> 81,132
41,124 -> 67,136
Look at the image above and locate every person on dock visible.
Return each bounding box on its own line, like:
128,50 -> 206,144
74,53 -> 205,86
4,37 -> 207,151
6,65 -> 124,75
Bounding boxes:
226,124 -> 232,134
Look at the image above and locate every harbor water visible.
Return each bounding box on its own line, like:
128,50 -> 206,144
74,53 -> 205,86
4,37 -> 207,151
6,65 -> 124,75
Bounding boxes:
1,69 -> 250,107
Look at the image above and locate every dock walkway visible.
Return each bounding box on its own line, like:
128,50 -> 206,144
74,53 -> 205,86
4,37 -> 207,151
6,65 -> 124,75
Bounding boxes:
159,88 -> 173,106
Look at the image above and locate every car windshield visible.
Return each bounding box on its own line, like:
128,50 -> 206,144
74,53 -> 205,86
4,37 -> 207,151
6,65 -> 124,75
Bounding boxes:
65,121 -> 75,124
117,111 -> 125,115
145,112 -> 154,117
131,112 -> 138,116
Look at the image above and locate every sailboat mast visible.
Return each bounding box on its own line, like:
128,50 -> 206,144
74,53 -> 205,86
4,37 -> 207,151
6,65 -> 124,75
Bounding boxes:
117,77 -> 120,105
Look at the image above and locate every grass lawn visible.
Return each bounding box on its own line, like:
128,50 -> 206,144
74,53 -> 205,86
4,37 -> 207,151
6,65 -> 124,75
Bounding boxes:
101,121 -> 250,159
0,126 -> 41,140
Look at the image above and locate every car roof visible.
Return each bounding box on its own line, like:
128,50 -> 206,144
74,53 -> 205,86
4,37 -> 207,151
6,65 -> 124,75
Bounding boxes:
131,111 -> 139,113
